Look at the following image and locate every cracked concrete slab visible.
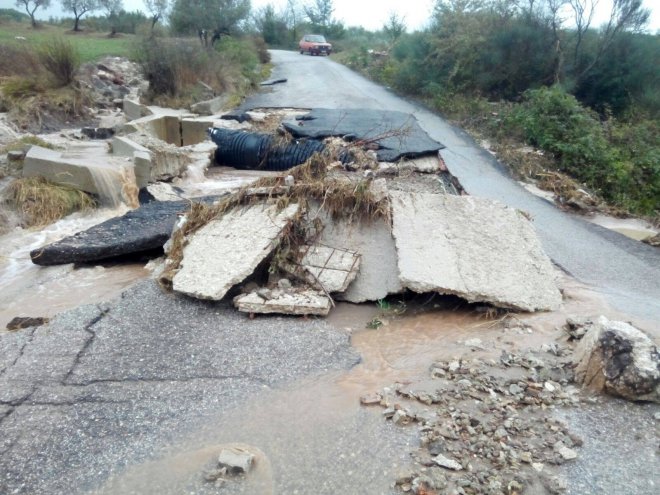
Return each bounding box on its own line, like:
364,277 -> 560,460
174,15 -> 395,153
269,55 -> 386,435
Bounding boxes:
234,289 -> 332,315
173,202 -> 300,301
0,280 -> 359,495
390,191 -> 562,311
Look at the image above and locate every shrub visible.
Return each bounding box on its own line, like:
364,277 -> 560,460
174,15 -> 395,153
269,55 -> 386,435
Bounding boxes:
37,38 -> 81,87
0,45 -> 42,78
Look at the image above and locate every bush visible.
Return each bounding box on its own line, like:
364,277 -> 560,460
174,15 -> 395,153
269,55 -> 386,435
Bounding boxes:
0,45 -> 41,78
37,38 -> 80,87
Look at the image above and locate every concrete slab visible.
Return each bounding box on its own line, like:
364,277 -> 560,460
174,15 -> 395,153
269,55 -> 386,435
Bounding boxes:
309,203 -> 403,303
122,98 -> 152,121
190,95 -> 230,116
173,202 -> 300,301
112,135 -> 150,157
283,244 -> 361,293
390,191 -> 562,311
22,145 -> 137,207
234,289 -> 332,316
181,117 -> 216,146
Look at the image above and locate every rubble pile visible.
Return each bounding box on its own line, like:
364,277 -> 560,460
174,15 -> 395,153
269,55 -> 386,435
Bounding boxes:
363,345 -> 582,495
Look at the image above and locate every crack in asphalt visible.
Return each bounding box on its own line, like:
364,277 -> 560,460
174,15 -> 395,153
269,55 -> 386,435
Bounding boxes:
64,373 -> 271,387
62,305 -> 108,386
0,327 -> 36,379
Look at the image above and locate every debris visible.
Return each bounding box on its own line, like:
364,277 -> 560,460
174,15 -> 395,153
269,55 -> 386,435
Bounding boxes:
217,447 -> 255,475
553,441 -> 578,461
233,288 -> 332,316
172,202 -> 300,300
6,316 -> 50,331
390,191 -> 562,311
572,316 -> 660,402
190,95 -> 230,116
81,127 -> 115,140
281,244 -> 361,293
359,392 -> 383,405
260,78 -> 288,86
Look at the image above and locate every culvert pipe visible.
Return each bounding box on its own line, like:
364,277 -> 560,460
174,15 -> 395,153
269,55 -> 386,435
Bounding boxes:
209,128 -> 330,171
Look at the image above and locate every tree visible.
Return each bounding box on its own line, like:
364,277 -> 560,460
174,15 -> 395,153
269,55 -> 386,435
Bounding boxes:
285,0 -> 301,42
144,0 -> 168,30
60,0 -> 100,31
254,4 -> 288,46
15,0 -> 51,28
304,0 -> 333,31
170,0 -> 251,35
383,12 -> 406,44
99,0 -> 122,33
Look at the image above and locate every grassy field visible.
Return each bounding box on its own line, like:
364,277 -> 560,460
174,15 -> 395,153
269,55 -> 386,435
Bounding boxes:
0,21 -> 135,62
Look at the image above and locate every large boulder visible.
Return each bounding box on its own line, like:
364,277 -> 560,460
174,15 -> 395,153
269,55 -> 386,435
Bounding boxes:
572,316 -> 660,402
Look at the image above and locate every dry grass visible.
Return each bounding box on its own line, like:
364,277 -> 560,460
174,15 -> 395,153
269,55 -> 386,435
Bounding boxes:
159,151 -> 390,286
7,176 -> 96,227
0,135 -> 55,153
0,44 -> 41,78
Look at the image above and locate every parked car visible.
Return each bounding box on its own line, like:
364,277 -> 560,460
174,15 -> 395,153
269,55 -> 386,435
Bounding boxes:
299,34 -> 332,56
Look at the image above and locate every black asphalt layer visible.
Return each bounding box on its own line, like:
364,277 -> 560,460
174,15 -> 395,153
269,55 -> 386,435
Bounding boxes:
281,108 -> 445,161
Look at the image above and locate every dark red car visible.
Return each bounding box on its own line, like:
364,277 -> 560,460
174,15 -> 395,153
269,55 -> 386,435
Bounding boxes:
299,34 -> 332,56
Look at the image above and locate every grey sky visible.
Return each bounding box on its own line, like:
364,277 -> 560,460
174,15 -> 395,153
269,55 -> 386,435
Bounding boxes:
1,0 -> 658,31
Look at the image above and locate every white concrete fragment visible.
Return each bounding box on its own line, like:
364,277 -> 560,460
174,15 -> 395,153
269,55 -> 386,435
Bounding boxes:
173,203 -> 300,301
122,98 -> 152,121
310,203 -> 402,303
283,244 -> 361,293
190,95 -> 230,116
234,289 -> 332,316
390,191 -> 561,311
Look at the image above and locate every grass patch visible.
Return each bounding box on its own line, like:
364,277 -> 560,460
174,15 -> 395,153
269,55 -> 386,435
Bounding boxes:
7,176 -> 96,227
0,21 -> 135,63
37,38 -> 80,87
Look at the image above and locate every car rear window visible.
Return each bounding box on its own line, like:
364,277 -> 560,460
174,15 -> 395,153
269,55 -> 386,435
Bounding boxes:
307,35 -> 327,42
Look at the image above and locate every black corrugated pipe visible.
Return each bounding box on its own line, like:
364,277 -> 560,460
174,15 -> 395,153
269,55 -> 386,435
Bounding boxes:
208,128 -> 343,171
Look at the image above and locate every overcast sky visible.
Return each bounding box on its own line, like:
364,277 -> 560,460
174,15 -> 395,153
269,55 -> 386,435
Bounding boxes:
2,0 -> 658,32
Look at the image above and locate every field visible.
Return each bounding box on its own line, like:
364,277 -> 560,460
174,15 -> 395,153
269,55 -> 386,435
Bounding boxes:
0,21 -> 135,62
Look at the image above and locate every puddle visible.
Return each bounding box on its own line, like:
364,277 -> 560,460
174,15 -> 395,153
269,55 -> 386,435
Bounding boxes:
588,213 -> 657,241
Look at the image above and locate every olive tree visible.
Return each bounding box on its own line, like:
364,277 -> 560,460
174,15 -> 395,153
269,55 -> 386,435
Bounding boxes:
15,0 -> 51,28
144,0 -> 169,30
170,0 -> 251,35
60,0 -> 100,31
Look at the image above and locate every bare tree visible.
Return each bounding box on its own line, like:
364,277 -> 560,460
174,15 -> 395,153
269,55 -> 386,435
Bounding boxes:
144,0 -> 169,30
285,0 -> 301,42
569,0 -> 597,64
60,0 -> 100,31
15,0 -> 51,28
383,12 -> 406,44
576,0 -> 650,78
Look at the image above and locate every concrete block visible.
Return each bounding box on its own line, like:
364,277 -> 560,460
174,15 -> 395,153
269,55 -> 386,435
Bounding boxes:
173,203 -> 300,301
133,150 -> 152,188
122,98 -> 152,121
22,146 -> 137,207
190,95 -> 230,116
390,191 -> 561,311
112,135 -> 150,157
234,289 -> 332,316
182,117 -> 216,146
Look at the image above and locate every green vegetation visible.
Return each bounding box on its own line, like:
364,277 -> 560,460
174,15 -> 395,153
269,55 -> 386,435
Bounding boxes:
328,0 -> 659,218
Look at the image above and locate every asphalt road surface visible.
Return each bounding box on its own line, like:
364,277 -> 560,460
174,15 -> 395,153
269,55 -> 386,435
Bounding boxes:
246,50 -> 660,324
0,50 -> 658,495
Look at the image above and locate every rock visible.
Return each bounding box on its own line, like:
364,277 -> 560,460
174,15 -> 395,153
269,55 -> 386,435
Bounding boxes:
140,182 -> 184,203
6,316 -> 50,331
390,191 -> 562,312
31,200 -> 200,265
642,233 -> 660,247
81,127 -> 115,140
553,441 -> 578,461
217,447 -> 255,475
360,392 -> 382,405
234,289 -> 332,316
7,150 -> 25,162
190,95 -> 230,116
203,467 -> 227,482
172,203 -> 300,301
464,338 -> 484,349
281,244 -> 361,294
433,454 -> 463,471
573,316 -> 660,402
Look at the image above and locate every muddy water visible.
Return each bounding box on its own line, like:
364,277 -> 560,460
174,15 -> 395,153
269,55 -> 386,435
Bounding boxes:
0,206 -> 149,329
92,276 -> 657,495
